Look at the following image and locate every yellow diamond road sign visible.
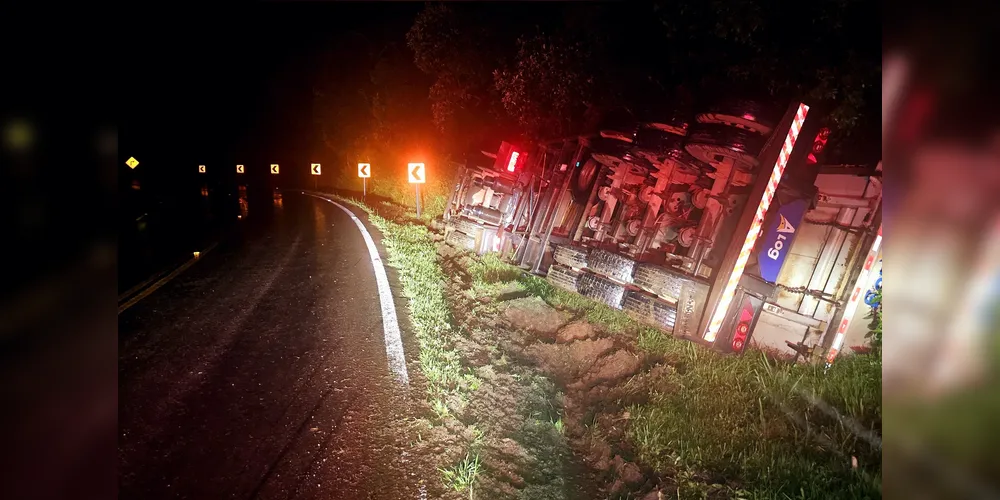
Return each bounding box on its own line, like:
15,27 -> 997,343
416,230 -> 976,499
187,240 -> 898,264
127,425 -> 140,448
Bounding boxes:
408,163 -> 425,184
311,163 -> 321,175
270,164 -> 279,174
126,157 -> 139,169
358,163 -> 371,178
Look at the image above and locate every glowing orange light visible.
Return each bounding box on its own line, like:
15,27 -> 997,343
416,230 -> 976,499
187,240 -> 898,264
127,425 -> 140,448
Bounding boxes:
704,103 -> 810,343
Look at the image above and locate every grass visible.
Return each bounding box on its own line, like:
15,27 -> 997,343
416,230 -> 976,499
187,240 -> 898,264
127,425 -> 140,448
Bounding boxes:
440,453 -> 483,498
343,199 -> 476,397
329,193 -> 881,498
628,352 -> 882,499
450,250 -> 882,498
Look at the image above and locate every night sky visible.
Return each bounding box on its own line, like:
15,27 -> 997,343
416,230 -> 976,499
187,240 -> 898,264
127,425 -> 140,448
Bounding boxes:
121,3 -> 422,187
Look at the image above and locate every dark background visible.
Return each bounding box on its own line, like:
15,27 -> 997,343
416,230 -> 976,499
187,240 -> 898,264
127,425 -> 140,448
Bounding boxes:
1,2 -> 888,499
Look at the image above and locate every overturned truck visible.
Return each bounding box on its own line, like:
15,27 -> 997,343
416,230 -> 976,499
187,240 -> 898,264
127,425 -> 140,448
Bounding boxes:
443,98 -> 882,363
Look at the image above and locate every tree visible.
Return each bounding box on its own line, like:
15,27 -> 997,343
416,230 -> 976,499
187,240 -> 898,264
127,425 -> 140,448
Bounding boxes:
406,4 -> 513,152
406,2 -> 879,156
493,32 -> 595,140
650,0 -> 880,136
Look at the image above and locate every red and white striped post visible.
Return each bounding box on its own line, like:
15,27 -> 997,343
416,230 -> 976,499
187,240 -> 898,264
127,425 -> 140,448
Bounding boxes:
703,103 -> 811,343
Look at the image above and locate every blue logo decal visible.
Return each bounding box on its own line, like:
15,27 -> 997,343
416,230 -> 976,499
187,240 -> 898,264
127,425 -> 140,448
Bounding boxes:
758,198 -> 808,282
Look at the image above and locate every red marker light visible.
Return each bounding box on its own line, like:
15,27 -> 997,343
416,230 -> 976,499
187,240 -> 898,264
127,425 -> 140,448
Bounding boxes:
807,127 -> 830,165
507,151 -> 519,172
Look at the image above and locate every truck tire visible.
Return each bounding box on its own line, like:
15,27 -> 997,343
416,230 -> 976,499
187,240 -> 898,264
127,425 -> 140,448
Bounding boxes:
445,229 -> 477,251
684,123 -> 767,172
546,264 -> 581,293
696,98 -> 781,136
587,249 -> 637,284
553,245 -> 589,270
571,157 -> 602,203
640,111 -> 690,137
597,108 -> 639,142
633,263 -> 686,302
623,290 -> 677,333
590,137 -> 633,166
633,127 -> 686,158
577,272 -> 626,309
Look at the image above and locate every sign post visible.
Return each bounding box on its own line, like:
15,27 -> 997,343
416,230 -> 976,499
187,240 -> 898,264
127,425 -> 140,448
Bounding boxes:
311,163 -> 321,191
358,163 -> 371,200
408,163 -> 426,217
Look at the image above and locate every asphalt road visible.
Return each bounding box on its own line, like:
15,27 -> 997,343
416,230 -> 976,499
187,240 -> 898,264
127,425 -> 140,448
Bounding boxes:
119,191 -> 427,500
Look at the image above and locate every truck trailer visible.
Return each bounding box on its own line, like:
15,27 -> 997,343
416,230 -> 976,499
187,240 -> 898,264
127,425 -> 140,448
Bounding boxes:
442,97 -> 881,363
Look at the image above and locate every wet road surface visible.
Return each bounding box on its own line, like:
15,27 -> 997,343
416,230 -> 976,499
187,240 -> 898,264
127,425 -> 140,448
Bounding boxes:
119,192 -> 427,500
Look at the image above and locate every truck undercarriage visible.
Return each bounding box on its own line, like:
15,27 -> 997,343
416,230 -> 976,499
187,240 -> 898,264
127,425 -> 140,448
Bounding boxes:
443,98 -> 882,363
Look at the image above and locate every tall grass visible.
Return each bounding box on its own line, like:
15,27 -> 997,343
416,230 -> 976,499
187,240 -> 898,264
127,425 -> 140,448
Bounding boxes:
629,352 -> 882,498
466,254 -> 882,498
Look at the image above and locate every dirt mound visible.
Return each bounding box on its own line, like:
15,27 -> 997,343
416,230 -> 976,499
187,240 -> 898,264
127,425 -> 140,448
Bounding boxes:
556,321 -> 598,343
502,296 -> 572,337
571,349 -> 643,390
525,338 -> 616,384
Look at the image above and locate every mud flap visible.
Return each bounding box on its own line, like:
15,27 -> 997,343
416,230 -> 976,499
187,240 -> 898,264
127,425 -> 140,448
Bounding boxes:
673,279 -> 710,339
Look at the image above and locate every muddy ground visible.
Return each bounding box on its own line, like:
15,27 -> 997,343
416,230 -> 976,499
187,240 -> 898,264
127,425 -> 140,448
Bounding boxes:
400,231 -> 680,500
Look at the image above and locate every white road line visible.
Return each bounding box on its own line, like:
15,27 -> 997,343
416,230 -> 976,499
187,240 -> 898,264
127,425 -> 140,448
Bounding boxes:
306,193 -> 410,385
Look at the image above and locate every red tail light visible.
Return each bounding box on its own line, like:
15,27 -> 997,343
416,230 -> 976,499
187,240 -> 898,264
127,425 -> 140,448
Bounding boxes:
731,300 -> 754,352
806,127 -> 830,165
506,151 -> 520,172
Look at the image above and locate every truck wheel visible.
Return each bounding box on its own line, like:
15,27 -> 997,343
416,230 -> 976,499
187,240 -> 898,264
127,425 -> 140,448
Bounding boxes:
589,137 -> 633,166
633,263 -> 686,302
445,229 -> 477,251
546,264 -> 581,293
577,272 -> 626,309
633,127 -> 686,158
663,148 -> 712,175
623,290 -> 677,333
571,157 -> 602,203
553,245 -> 589,270
597,108 -> 639,142
641,113 -> 690,137
696,98 -> 781,136
684,123 -> 767,172
587,249 -> 637,284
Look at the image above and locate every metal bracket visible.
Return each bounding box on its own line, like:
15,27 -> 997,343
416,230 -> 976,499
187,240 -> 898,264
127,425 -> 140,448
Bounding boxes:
762,302 -> 828,330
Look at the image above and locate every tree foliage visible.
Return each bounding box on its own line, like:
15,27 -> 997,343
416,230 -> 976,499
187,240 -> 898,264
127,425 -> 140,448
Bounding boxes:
651,0 -> 880,137
405,1 -> 879,155
494,33 -> 594,139
406,4 -> 512,150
